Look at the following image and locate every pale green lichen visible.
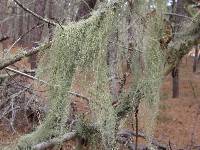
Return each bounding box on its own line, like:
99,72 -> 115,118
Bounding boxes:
122,0 -> 167,147
13,1 -> 178,149
88,49 -> 117,149
16,8 -> 117,149
140,0 -> 166,145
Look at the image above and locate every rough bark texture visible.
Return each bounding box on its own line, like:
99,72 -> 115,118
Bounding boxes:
107,31 -> 120,103
48,0 -> 54,42
172,66 -> 179,98
193,44 -> 199,72
171,0 -> 189,98
75,0 -> 97,21
18,1 -> 24,45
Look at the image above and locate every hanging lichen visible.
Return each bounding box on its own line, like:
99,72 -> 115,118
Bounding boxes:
141,0 -> 166,147
10,0 -> 177,149
88,49 -> 117,149
119,0 -> 167,148
15,7 -> 117,149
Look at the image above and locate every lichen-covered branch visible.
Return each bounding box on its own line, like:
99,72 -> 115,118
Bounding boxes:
0,43 -> 51,70
32,128 -> 167,150
32,132 -> 76,150
164,12 -> 200,76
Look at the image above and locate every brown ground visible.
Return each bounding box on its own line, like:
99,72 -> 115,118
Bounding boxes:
0,56 -> 200,149
155,57 -> 200,149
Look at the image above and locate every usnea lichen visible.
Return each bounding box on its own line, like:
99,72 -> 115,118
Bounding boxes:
13,0 -> 188,149
16,8 -> 117,149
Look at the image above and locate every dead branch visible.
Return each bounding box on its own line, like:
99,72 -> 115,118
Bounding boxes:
4,67 -> 90,102
32,129 -> 167,150
5,67 -> 48,84
164,13 -> 193,21
0,70 -> 35,80
13,0 -> 57,26
118,129 -> 167,150
0,43 -> 51,70
68,91 -> 90,102
0,36 -> 9,42
32,132 -> 76,150
7,23 -> 44,53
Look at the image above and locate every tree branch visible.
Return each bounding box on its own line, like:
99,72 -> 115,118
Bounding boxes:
0,36 -> 9,42
0,43 -> 51,70
32,129 -> 166,150
5,67 -> 47,83
7,23 -> 44,53
164,12 -> 193,21
13,0 -> 57,26
32,132 -> 76,150
4,66 -> 90,101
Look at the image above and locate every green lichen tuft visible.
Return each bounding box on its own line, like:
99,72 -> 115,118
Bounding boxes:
16,8 -> 117,149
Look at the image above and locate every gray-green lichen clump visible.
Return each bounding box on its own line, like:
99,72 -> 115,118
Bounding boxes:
13,0 -> 188,149
15,8 -> 117,149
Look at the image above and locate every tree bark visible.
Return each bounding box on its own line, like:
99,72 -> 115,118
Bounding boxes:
193,44 -> 199,72
75,0 -> 97,21
172,66 -> 179,98
18,1 -> 24,45
107,31 -> 120,103
48,0 -> 54,42
171,0 -> 189,98
29,0 -> 47,69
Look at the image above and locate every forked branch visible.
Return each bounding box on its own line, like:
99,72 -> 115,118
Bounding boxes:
13,0 -> 57,26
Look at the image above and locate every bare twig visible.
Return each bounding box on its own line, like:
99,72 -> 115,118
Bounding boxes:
5,67 -> 90,101
189,80 -> 197,98
13,0 -> 57,26
117,129 -> 167,150
5,67 -> 47,84
0,36 -> 9,42
164,13 -> 193,21
135,106 -> 139,150
68,91 -> 90,102
168,140 -> 173,150
7,23 -> 44,53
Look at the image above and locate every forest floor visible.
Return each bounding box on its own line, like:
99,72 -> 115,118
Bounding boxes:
0,56 -> 199,149
155,57 -> 200,149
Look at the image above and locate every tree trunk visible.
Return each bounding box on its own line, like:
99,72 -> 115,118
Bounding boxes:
18,3 -> 24,45
171,0 -> 189,98
75,0 -> 97,21
107,31 -> 120,103
172,66 -> 179,98
29,0 -> 47,70
193,45 -> 199,72
48,0 -> 54,42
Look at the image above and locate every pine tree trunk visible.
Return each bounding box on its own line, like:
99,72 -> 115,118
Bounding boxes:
193,45 -> 199,72
18,3 -> 24,45
171,0 -> 189,98
172,66 -> 179,98
48,0 -> 54,42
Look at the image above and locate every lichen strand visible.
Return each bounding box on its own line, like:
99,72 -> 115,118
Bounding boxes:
16,9 -> 116,149
89,49 -> 117,150
141,1 -> 166,146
